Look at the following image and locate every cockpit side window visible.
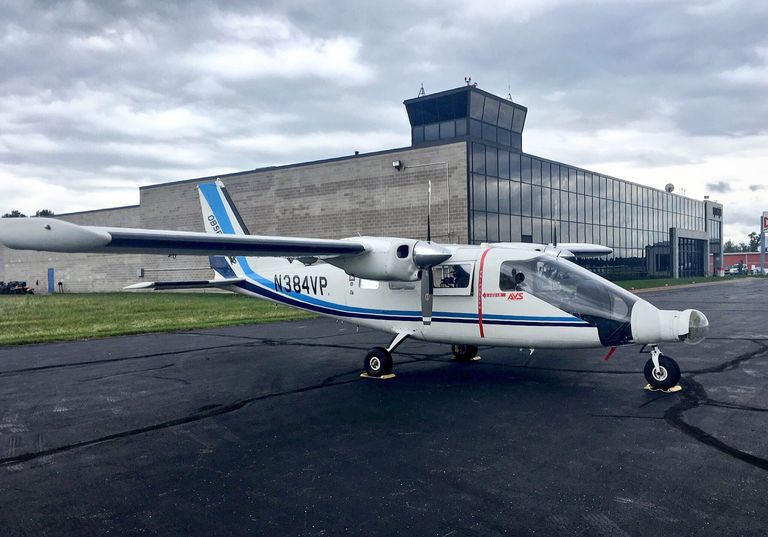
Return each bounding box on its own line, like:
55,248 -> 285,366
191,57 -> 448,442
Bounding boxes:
499,261 -> 526,291
433,263 -> 472,289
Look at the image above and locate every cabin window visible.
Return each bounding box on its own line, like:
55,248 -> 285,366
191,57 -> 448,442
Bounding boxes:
432,263 -> 474,296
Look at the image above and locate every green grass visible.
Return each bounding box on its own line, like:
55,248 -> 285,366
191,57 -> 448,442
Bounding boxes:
615,275 -> 755,290
0,293 -> 315,346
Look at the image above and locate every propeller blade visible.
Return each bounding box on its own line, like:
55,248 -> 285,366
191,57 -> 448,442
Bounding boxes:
420,268 -> 434,325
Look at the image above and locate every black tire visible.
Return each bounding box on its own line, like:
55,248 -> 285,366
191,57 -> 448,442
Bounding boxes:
452,344 -> 479,361
364,347 -> 393,377
644,355 -> 681,390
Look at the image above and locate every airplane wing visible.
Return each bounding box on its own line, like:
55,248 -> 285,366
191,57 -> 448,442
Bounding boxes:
0,217 -> 366,258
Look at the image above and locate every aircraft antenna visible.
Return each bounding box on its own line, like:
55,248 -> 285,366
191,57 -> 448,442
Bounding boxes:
427,179 -> 432,242
553,224 -> 557,247
418,83 -> 425,97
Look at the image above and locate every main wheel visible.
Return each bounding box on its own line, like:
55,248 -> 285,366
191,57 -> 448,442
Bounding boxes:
643,355 -> 681,390
452,344 -> 478,361
364,347 -> 393,377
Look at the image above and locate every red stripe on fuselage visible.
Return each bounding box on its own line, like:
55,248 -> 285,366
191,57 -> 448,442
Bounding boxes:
477,247 -> 492,337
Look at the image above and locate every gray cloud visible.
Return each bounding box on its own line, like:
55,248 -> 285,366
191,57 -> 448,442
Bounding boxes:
749,184 -> 765,191
0,0 -> 767,243
707,181 -> 732,193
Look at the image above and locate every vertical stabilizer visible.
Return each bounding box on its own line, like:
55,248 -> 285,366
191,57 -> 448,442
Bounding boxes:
197,180 -> 249,278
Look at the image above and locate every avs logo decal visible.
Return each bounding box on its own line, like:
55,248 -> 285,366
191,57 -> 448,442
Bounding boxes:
507,292 -> 524,301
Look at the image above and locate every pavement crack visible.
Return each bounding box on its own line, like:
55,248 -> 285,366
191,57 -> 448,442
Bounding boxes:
664,340 -> 768,473
80,363 -> 175,382
0,376 -> 360,467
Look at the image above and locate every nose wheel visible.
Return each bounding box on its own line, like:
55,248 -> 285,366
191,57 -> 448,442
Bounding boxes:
643,345 -> 681,390
364,347 -> 393,377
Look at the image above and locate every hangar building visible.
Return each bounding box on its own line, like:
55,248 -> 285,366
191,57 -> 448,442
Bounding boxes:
0,86 -> 724,293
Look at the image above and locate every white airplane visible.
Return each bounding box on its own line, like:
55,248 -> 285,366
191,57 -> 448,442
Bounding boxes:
0,180 -> 709,389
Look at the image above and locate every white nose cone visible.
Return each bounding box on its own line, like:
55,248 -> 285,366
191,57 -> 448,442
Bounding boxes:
631,300 -> 709,344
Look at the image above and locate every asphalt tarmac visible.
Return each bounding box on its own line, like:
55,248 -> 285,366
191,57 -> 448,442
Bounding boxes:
1,279 -> 766,536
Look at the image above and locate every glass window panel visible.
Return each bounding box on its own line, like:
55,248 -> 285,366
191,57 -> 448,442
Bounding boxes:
456,118 -> 467,136
500,213 -> 511,242
472,174 -> 486,211
470,93 -> 484,120
472,211 -> 486,243
412,126 -> 424,144
569,222 -> 578,242
498,104 -> 514,130
551,188 -> 560,220
532,159 -> 541,185
424,123 -> 439,141
470,119 -> 482,138
569,168 -> 577,192
602,176 -> 608,199
472,143 -> 485,174
577,195 -> 585,223
532,186 -> 542,217
499,180 -> 511,214
510,181 -> 522,214
511,107 -> 526,133
569,192 -> 577,221
521,156 -> 532,183
583,194 -> 591,222
560,190 -> 568,221
577,170 -> 585,194
439,120 -> 455,139
532,219 -> 543,243
510,215 -> 522,240
482,98 -> 500,124
510,153 -> 521,181
522,217 -> 532,236
521,183 -> 532,216
486,176 -> 499,213
542,219 -> 552,244
578,223 -> 586,242
498,150 -> 510,179
542,187 -> 551,218
482,122 -> 497,143
497,129 -> 511,146
600,198 -> 608,226
541,161 -> 551,189
584,173 -> 593,196
487,212 -> 499,242
486,146 -> 498,177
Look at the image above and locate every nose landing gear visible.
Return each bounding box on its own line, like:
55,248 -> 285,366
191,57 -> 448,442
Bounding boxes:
643,344 -> 681,390
451,344 -> 479,361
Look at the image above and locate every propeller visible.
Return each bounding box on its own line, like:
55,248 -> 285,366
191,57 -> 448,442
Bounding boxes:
415,180 -> 450,325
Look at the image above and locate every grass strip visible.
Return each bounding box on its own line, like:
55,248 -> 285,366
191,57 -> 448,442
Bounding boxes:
0,292 -> 315,346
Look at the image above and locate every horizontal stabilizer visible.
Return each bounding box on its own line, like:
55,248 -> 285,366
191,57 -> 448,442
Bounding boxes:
557,243 -> 613,256
124,278 -> 244,291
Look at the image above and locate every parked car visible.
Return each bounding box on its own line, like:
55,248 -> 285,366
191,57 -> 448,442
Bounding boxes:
0,281 -> 35,294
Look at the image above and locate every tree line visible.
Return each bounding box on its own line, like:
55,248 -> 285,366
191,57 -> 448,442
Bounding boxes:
2,209 -> 55,218
724,232 -> 761,253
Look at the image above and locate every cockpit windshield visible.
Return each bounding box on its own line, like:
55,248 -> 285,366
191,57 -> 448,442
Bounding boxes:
500,255 -> 640,345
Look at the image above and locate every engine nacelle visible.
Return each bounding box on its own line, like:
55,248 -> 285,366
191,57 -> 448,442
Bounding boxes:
328,237 -> 451,281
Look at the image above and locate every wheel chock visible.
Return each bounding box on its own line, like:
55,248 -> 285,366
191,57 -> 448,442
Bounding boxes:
452,356 -> 482,362
360,372 -> 397,380
643,384 -> 683,393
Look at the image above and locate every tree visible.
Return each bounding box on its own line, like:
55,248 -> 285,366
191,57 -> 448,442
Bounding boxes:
1,210 -> 26,218
748,232 -> 760,252
723,240 -> 738,253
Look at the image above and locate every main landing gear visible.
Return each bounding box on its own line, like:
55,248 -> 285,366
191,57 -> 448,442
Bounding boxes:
451,344 -> 479,361
643,344 -> 681,390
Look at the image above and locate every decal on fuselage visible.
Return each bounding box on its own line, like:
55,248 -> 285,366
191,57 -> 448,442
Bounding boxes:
274,274 -> 329,295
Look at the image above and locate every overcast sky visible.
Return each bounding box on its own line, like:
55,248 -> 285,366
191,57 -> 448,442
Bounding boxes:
1,0 -> 766,243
